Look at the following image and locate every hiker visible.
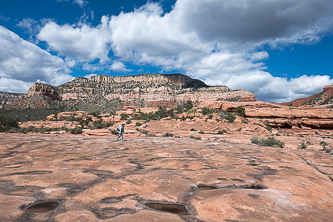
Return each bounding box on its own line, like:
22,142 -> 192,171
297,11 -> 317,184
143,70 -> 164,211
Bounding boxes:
116,124 -> 125,141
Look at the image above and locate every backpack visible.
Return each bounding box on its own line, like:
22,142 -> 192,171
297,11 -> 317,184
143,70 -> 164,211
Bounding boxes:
117,125 -> 122,132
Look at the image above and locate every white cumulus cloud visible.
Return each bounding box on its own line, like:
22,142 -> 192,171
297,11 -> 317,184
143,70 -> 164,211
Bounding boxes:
38,17 -> 111,63
110,61 -> 132,73
0,25 -> 73,93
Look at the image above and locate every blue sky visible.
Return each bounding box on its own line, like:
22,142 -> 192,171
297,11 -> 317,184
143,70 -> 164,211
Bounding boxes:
0,0 -> 333,102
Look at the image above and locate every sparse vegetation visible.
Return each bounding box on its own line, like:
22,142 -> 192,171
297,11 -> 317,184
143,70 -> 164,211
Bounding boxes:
241,119 -> 248,124
298,142 -> 307,150
126,119 -> 132,124
132,106 -> 175,121
235,106 -> 246,117
120,113 -> 129,120
320,141 -> 329,149
198,130 -> 205,134
218,129 -> 227,134
190,135 -> 201,140
225,113 -> 235,123
201,107 -> 215,115
251,137 -> 284,148
0,115 -> 19,132
163,132 -> 174,137
135,122 -> 143,127
109,129 -> 118,135
70,127 -> 83,134
264,121 -> 272,132
190,128 -> 196,131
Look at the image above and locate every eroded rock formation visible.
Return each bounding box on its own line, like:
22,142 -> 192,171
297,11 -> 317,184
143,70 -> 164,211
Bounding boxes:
21,74 -> 255,111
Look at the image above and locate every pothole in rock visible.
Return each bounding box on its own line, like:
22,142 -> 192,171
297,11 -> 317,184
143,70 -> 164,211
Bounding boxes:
244,184 -> 267,190
26,201 -> 60,213
247,163 -> 260,166
145,203 -> 190,215
197,184 -> 218,190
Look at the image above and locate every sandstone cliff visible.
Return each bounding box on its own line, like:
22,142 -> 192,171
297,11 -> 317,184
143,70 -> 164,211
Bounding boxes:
0,92 -> 26,109
16,74 -> 256,111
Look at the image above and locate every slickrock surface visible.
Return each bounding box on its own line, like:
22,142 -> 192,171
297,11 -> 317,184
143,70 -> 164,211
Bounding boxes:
1,134 -> 333,222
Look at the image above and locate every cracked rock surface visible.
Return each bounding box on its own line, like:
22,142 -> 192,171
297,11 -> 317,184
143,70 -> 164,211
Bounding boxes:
1,134 -> 333,221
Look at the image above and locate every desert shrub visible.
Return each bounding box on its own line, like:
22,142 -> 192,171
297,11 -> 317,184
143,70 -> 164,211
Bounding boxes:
251,137 -> 284,148
163,132 -> 174,137
174,135 -> 181,138
126,119 -> 132,124
241,119 -> 248,124
70,127 -> 83,134
140,130 -> 149,134
218,129 -> 227,134
146,133 -> 157,137
298,142 -> 307,150
320,141 -> 329,149
120,113 -> 129,120
322,146 -> 333,154
135,122 -> 143,127
264,121 -> 272,132
109,129 -> 118,135
0,115 -> 19,132
190,128 -> 196,131
201,107 -> 215,115
225,113 -> 235,123
199,130 -> 205,134
89,111 -> 100,117
208,114 -> 213,119
190,135 -> 201,140
132,106 -> 175,121
90,120 -> 113,129
184,100 -> 193,110
79,119 -> 91,127
235,106 -> 246,117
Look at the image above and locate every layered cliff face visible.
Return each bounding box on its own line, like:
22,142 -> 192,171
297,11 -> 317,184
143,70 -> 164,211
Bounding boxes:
0,92 -> 26,109
18,74 -> 255,111
284,84 -> 333,106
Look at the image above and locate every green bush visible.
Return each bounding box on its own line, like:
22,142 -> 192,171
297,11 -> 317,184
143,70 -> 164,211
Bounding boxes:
89,111 -> 100,117
190,135 -> 201,140
322,146 -> 333,154
109,129 -> 118,135
190,128 -> 196,131
225,113 -> 235,123
264,121 -> 272,132
126,119 -> 132,124
0,115 -> 19,132
218,129 -> 227,134
241,119 -> 248,124
251,137 -> 284,148
70,127 -> 83,134
298,142 -> 307,150
163,132 -> 174,137
235,106 -> 246,117
201,107 -> 215,115
199,130 -> 205,134
135,122 -> 143,127
320,141 -> 329,149
120,113 -> 129,120
184,100 -> 193,110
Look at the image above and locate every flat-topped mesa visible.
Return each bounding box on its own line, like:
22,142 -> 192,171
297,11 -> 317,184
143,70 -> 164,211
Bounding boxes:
89,73 -> 207,88
27,83 -> 60,100
323,84 -> 333,91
